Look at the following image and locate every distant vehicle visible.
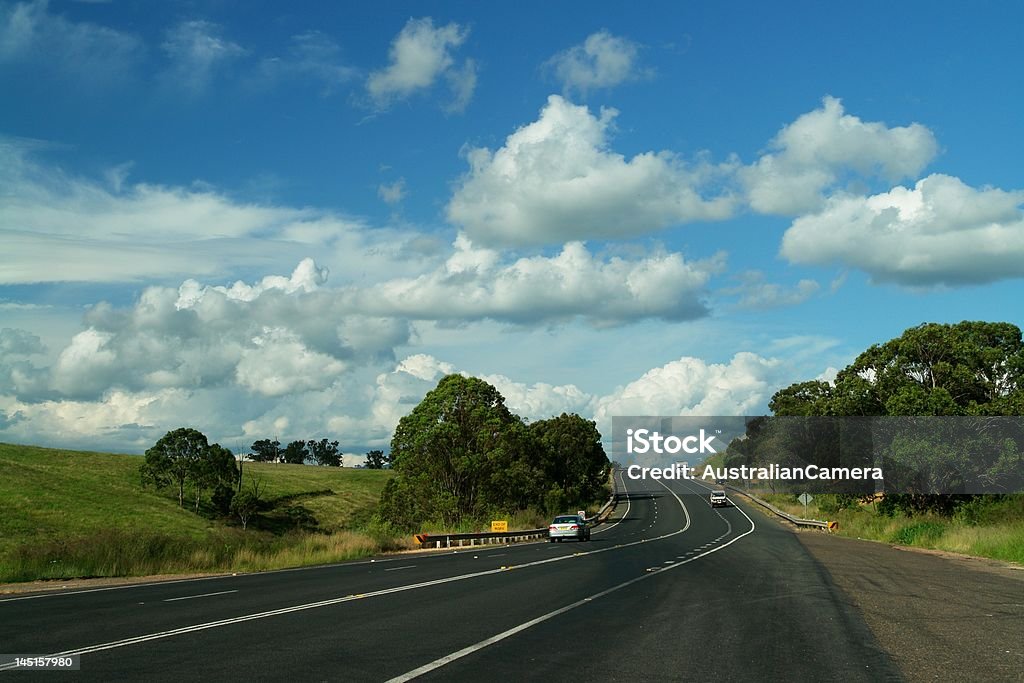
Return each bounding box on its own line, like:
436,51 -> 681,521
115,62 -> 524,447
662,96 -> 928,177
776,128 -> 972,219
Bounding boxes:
548,514 -> 590,542
710,490 -> 728,508
716,478 -> 726,485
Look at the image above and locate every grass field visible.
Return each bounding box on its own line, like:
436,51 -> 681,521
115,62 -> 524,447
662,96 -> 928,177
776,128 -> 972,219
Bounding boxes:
749,490 -> 1024,564
0,443 -> 398,583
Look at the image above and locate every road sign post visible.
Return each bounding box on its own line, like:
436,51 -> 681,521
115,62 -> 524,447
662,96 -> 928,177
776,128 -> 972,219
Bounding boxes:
798,492 -> 813,516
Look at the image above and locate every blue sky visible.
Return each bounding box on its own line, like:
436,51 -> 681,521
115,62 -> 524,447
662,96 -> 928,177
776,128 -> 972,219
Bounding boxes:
2,0 -> 1022,459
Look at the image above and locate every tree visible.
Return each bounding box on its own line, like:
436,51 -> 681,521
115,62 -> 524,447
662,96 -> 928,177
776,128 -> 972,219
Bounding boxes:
141,428 -> 209,508
250,439 -> 281,463
196,443 -> 239,514
530,413 -> 610,511
764,321 -> 1024,510
282,440 -> 309,465
308,438 -> 342,467
230,475 -> 265,530
382,374 -> 544,528
364,449 -> 387,469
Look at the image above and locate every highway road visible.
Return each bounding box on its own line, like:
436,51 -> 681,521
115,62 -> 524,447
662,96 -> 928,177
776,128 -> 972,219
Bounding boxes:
0,472 -> 903,681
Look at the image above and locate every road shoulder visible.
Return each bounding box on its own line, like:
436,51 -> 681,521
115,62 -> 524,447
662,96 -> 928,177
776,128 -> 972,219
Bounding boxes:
796,529 -> 1024,682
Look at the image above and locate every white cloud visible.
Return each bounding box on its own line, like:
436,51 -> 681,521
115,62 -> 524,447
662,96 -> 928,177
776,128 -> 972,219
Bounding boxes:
352,235 -> 723,325
447,95 -> 735,246
377,178 -> 407,205
366,17 -> 475,111
725,271 -> 821,309
161,20 -> 246,95
480,373 -> 592,421
0,140 -> 433,285
235,327 -> 347,397
0,327 -> 45,355
443,58 -> 477,114
38,260 -> 412,401
0,0 -> 142,83
591,352 -> 783,438
740,96 -> 938,215
780,174 -> 1024,286
546,30 -> 648,95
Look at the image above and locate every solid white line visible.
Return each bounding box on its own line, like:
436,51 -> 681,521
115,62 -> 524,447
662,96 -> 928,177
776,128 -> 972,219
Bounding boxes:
387,481 -> 749,683
384,566 -> 416,572
163,590 -> 238,602
591,470 -> 630,536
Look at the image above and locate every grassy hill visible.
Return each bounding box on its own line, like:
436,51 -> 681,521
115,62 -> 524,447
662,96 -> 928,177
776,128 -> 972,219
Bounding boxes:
0,443 -> 395,583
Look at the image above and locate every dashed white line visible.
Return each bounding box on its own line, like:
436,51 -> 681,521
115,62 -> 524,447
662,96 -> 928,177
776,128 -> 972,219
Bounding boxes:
384,566 -> 417,572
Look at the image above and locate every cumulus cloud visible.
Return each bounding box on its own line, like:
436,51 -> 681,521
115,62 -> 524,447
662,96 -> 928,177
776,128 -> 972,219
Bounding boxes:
546,30 -> 648,95
366,17 -> 475,111
780,174 -> 1024,286
0,0 -> 143,83
447,95 -> 735,246
161,20 -> 246,95
0,327 -> 46,355
352,235 -> 723,325
480,373 -> 592,420
591,352 -> 783,438
740,96 -> 938,215
235,327 -> 347,397
42,259 -> 411,401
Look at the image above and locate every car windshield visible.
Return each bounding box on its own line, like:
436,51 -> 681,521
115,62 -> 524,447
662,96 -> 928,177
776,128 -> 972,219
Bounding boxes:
553,516 -> 579,524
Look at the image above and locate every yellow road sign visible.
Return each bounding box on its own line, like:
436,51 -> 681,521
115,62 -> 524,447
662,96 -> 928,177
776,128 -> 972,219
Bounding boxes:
491,520 -> 508,532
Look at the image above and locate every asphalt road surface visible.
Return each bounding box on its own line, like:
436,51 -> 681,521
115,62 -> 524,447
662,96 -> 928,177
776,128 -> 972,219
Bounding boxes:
0,473 -> 908,681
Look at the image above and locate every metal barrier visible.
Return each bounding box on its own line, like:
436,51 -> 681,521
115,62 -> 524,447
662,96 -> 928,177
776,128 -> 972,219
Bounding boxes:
415,474 -> 620,549
726,486 -> 831,530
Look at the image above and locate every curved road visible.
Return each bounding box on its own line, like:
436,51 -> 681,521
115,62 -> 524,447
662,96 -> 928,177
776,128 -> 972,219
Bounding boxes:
0,473 -> 900,680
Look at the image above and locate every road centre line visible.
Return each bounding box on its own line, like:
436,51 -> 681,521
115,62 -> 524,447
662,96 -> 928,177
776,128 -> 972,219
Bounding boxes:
384,566 -> 416,572
387,476 -> 754,682
0,474 -> 692,668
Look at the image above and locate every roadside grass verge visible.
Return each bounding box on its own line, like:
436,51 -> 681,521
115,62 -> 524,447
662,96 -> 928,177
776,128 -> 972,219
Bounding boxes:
0,443 -> 399,583
748,491 -> 1024,564
0,528 -> 416,583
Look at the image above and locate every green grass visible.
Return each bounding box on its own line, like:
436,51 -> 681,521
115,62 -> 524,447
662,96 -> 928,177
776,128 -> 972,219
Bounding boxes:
747,490 -> 1024,564
0,442 -> 397,583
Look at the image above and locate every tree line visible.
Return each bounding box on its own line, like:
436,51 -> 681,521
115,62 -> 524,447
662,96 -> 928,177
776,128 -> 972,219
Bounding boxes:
378,374 -> 610,530
140,428 -> 391,531
725,321 -> 1024,514
247,439 -> 388,469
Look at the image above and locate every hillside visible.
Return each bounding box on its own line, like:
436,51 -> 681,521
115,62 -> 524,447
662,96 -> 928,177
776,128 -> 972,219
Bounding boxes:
0,443 -> 394,582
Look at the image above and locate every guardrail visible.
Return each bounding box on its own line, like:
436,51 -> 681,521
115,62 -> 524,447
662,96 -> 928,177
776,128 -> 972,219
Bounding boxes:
414,471 -> 621,549
725,486 -> 835,530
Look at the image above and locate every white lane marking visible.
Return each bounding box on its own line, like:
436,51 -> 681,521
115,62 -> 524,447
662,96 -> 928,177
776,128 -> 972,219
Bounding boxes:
1,473 -> 691,667
387,486 -> 750,683
384,566 -> 416,572
162,590 -> 238,603
591,470 -> 630,536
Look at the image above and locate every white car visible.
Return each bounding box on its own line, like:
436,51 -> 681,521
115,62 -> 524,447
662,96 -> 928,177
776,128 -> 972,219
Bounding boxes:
548,514 -> 590,542
710,490 -> 728,507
